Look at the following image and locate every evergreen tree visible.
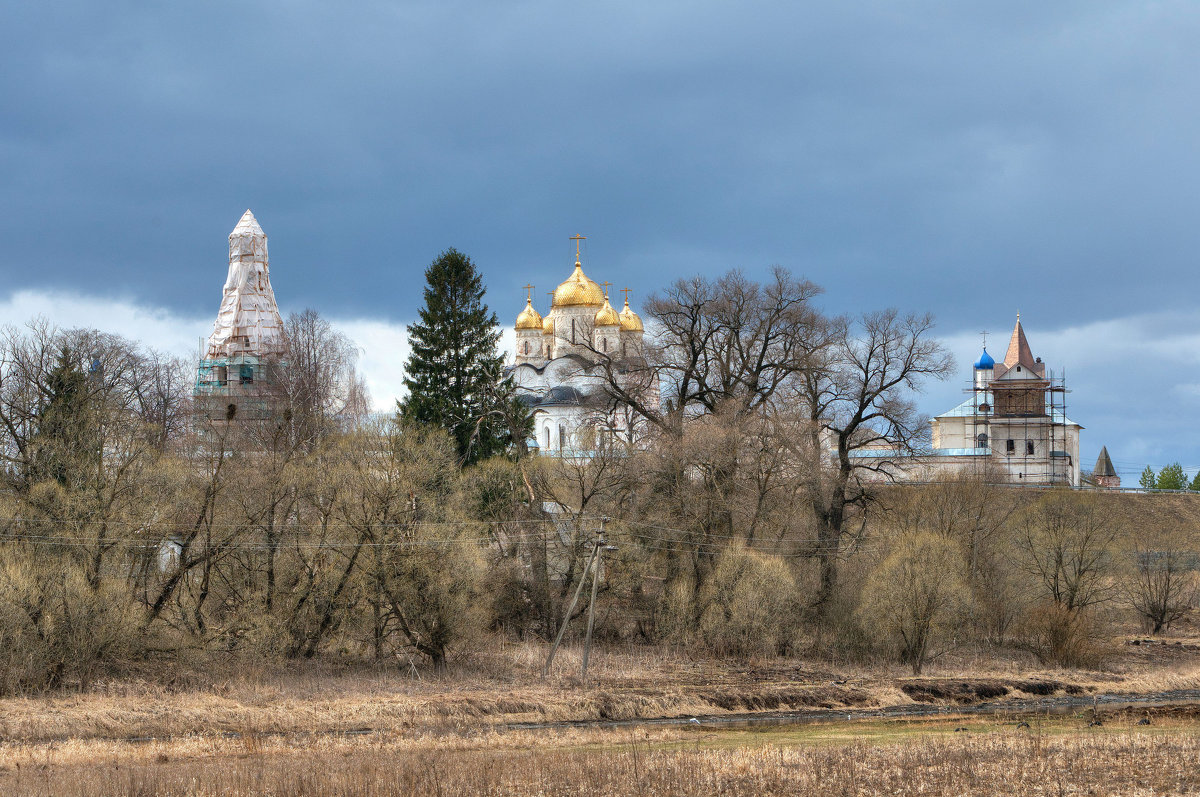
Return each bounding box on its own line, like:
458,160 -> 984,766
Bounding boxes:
399,248 -> 525,464
1190,471 -> 1200,492
1139,466 -> 1156,490
29,346 -> 97,488
1157,462 -> 1188,491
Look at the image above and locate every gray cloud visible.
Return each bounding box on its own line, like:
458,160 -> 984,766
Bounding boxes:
1,2 -> 1196,467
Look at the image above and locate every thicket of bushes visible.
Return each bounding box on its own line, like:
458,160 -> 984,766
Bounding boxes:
1,422 -> 1191,693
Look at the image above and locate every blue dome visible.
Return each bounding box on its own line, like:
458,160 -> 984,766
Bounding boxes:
974,348 -> 995,370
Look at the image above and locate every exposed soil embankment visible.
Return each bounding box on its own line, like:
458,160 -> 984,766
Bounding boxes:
505,688 -> 1200,732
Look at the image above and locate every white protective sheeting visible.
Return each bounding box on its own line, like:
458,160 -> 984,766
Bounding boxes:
205,210 -> 287,359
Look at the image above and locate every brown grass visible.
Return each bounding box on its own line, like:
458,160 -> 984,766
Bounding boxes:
2,637 -> 1200,747
1,713 -> 1198,796
2,636 -> 1200,795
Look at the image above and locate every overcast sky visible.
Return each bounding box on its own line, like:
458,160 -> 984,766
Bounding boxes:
2,2 -> 1198,481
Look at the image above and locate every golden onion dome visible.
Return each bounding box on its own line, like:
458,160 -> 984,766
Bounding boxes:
515,299 -> 543,330
542,315 -> 554,335
619,299 -> 644,332
552,261 -> 605,307
594,298 -> 620,327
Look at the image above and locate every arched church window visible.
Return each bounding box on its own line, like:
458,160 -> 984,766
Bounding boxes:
559,424 -> 567,451
602,337 -> 607,352
571,319 -> 576,344
543,426 -> 550,450
523,340 -> 529,355
976,433 -> 988,448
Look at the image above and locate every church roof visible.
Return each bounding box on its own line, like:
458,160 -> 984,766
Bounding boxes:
1093,446 -> 1117,477
515,298 -> 543,330
934,395 -> 1082,428
553,261 -> 605,307
1003,316 -> 1038,371
974,347 -> 995,370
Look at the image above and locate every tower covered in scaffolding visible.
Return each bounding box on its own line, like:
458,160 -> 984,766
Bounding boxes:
194,210 -> 288,423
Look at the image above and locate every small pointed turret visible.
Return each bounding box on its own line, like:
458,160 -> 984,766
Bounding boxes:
1092,446 -> 1120,488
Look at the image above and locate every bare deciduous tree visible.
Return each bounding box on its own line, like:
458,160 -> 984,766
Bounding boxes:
1125,548 -> 1196,634
794,309 -> 954,614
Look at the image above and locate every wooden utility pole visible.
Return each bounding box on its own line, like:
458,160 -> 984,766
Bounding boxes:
581,518 -> 612,684
542,529 -> 598,678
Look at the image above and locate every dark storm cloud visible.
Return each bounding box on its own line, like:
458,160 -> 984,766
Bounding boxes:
2,1 -> 1198,470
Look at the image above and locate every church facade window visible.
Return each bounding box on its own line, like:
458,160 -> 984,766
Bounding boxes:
1025,440 -> 1035,455
1006,439 -> 1015,454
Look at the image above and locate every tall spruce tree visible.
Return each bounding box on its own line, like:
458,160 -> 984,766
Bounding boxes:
399,248 -> 520,465
30,345 -> 97,488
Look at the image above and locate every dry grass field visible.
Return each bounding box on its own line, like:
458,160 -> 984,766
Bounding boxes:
3,636 -> 1200,744
2,638 -> 1200,795
3,707 -> 1199,796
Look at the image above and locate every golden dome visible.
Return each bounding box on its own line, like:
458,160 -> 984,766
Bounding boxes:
619,299 -> 644,332
552,261 -> 605,307
542,315 -> 554,335
594,298 -> 620,327
515,299 -> 543,330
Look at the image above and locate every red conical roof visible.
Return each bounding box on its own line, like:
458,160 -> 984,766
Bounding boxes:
1003,315 -> 1037,371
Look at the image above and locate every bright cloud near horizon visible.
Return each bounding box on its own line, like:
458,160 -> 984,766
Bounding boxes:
1,286 -> 1194,484
2,2 -> 1198,478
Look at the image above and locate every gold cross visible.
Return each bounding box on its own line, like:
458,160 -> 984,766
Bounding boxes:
620,287 -> 632,305
523,284 -> 535,303
570,234 -> 586,260
601,281 -> 612,299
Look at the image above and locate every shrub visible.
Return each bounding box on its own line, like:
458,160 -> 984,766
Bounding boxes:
856,533 -> 972,674
1014,601 -> 1109,668
695,545 -> 799,658
0,552 -> 139,694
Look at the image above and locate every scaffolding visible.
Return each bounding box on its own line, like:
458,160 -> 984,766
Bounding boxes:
965,368 -> 1074,486
194,349 -> 283,423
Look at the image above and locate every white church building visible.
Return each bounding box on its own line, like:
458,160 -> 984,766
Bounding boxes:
856,316 -> 1082,486
505,241 -> 654,455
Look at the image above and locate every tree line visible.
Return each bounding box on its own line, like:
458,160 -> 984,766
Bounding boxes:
0,251 -> 1192,693
1140,463 -> 1200,491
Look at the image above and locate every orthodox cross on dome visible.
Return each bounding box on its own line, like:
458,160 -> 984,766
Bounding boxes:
620,287 -> 632,304
570,234 -> 587,261
980,329 -> 988,347
523,284 -> 535,303
601,281 -> 612,299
